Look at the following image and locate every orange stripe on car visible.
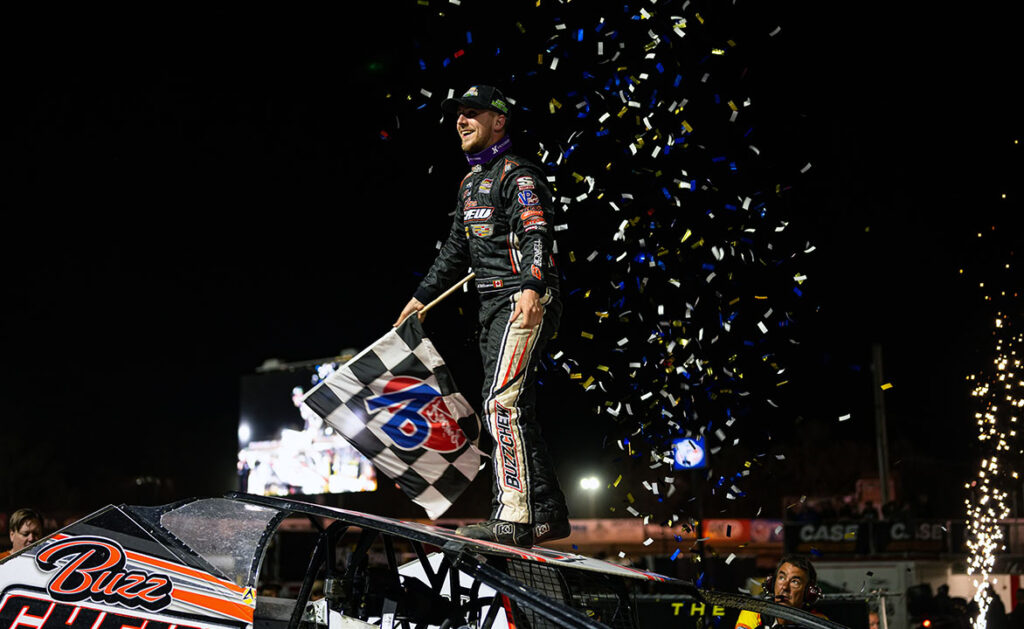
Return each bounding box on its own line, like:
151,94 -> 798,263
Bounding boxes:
126,552 -> 247,596
172,588 -> 253,624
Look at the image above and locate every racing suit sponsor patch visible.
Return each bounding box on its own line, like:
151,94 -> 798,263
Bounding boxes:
523,216 -> 547,232
517,190 -> 541,207
532,241 -> 544,267
494,403 -> 523,492
515,176 -> 535,190
520,209 -> 545,220
478,178 -> 493,194
464,206 -> 494,222
471,224 -> 494,237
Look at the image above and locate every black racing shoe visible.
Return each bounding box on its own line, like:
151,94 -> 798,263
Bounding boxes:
534,518 -> 571,544
456,519 -> 535,548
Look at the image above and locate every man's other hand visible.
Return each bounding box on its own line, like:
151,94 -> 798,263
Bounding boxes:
510,289 -> 544,328
394,297 -> 426,327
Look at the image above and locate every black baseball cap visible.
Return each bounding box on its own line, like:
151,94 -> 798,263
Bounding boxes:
441,85 -> 511,117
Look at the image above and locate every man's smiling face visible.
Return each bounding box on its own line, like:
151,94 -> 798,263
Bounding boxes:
456,105 -> 503,153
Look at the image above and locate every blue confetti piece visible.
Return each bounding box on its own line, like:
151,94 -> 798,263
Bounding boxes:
670,548 -> 681,560
725,203 -> 737,211
793,286 -> 803,297
577,28 -> 584,41
656,62 -> 665,73
442,57 -> 451,67
466,31 -> 472,44
418,59 -> 426,71
661,187 -> 671,199
674,74 -> 682,87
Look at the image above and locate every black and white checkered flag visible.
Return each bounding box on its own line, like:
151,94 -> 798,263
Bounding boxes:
303,316 -> 483,519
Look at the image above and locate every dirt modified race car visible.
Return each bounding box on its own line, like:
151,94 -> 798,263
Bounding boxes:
0,493 -> 849,629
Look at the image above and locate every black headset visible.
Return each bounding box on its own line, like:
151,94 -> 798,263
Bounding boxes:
762,556 -> 822,606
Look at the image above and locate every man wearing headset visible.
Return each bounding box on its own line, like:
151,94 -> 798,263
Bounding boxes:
736,554 -> 827,629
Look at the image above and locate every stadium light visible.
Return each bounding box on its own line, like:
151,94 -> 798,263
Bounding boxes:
579,476 -> 600,491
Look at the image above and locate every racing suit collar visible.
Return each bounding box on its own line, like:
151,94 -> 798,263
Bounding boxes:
465,135 -> 512,167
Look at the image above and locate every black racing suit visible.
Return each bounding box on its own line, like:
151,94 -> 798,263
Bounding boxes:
413,141 -> 568,526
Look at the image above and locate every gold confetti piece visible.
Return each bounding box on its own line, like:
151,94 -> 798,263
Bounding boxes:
881,382 -> 893,390
696,12 -> 704,23
755,295 -> 768,300
597,365 -> 610,372
682,120 -> 694,132
681,228 -> 692,243
729,297 -> 740,305
617,106 -> 629,118
582,376 -> 594,388
613,475 -> 622,487
711,48 -> 725,55
537,54 -> 544,65
627,493 -> 635,503
569,251 -> 576,263
581,331 -> 594,339
728,100 -> 738,111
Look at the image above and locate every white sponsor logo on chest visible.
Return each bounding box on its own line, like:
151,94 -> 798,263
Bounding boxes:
464,206 -> 495,222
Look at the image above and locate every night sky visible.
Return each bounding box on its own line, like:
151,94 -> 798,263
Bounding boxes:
3,2 -> 1020,522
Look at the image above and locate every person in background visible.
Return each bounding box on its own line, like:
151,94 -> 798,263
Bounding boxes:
0,508 -> 43,560
736,554 -> 827,629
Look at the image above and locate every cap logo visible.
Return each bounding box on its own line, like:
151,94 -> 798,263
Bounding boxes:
464,87 -> 480,97
491,99 -> 509,114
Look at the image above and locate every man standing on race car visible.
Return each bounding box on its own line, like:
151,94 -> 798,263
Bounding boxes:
736,554 -> 828,628
394,85 -> 569,548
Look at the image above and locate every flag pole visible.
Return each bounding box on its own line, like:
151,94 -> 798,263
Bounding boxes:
297,273 -> 476,404
419,272 -> 475,316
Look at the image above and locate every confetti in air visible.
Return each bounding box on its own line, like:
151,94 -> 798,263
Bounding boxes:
375,0 -> 815,525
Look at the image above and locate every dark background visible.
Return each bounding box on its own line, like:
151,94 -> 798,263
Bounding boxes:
2,2 -> 1020,524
